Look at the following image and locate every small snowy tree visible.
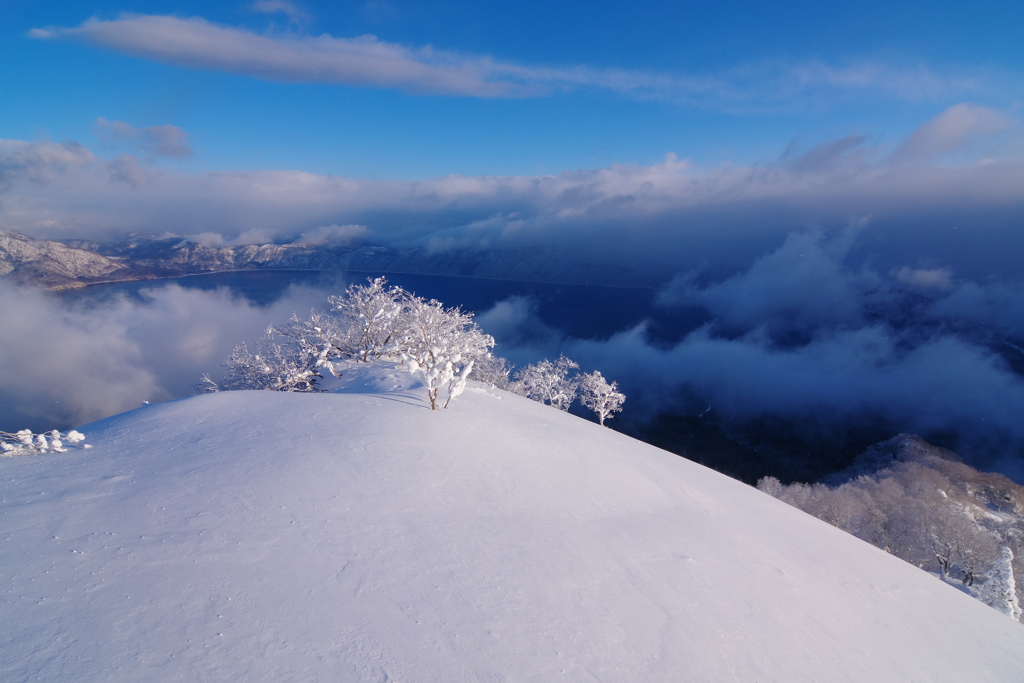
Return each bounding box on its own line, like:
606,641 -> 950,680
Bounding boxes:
199,329 -> 325,393
578,370 -> 625,426
1,429 -> 88,456
469,353 -> 516,390
513,355 -> 579,410
399,295 -> 495,410
977,547 -> 1023,621
756,476 -> 786,498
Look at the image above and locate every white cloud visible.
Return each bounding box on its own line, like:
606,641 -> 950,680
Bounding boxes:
0,139 -> 94,191
891,103 -> 1019,165
568,322 -> 1024,448
0,281 -> 330,431
892,266 -> 955,290
28,15 -> 1013,106
30,15 -> 536,98
92,117 -> 193,159
2,106 -> 1024,283
251,1 -> 311,26
106,154 -> 151,187
658,228 -> 878,334
295,223 -> 368,245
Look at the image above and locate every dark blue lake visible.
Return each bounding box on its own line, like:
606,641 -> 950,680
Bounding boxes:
63,270 -> 706,344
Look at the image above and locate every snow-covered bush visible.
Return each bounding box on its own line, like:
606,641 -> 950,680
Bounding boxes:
1,429 -> 89,456
199,329 -> 326,393
513,355 -> 580,411
578,370 -> 626,426
399,295 -> 495,410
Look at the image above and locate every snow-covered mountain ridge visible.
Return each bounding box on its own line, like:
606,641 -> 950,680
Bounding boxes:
0,231 -> 659,290
2,365 -> 1023,681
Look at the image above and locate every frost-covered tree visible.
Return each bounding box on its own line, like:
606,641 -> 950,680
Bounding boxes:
756,476 -> 786,498
270,311 -> 348,379
399,295 -> 495,410
199,329 -> 325,393
469,353 -> 516,391
578,370 -> 625,426
977,547 -> 1023,621
198,278 -> 636,417
327,277 -> 407,362
513,355 -> 579,410
1,429 -> 88,455
925,504 -> 998,585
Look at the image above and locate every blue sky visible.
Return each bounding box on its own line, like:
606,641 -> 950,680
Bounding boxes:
3,0 -> 1022,178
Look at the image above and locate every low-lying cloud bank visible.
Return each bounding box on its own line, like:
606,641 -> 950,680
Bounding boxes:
2,103 -> 1023,282
0,282 -> 327,432
569,231 -> 1024,478
458,228 -> 1024,479
2,232 -> 1022,481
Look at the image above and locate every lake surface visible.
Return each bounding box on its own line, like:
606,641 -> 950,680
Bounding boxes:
63,270 -> 706,344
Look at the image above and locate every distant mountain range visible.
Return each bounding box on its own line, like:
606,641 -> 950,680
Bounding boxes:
0,231 -> 660,290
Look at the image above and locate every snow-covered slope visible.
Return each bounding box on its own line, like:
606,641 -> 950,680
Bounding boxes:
3,366 -> 1023,681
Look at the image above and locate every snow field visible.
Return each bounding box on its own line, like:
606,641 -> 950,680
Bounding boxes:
2,364 -> 1023,681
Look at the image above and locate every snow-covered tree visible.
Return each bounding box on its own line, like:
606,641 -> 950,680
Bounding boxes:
513,355 -> 579,410
469,353 -> 516,390
977,547 -> 1023,621
269,310 -> 347,380
925,504 -> 998,585
578,370 -> 625,426
1,429 -> 88,456
199,329 -> 325,393
756,476 -> 786,498
399,295 -> 495,410
327,277 -> 407,362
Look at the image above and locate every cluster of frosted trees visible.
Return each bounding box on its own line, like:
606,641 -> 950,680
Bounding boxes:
758,444 -> 1024,621
1,429 -> 89,456
200,277 -> 624,423
472,354 -> 625,425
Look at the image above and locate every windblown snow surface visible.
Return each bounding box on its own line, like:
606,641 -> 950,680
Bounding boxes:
3,364 -> 1023,682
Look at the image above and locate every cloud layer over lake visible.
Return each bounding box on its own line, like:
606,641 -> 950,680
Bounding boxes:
2,102 -> 1023,479
3,103 -> 1023,283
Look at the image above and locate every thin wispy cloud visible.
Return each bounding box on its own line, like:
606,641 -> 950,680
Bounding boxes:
890,102 -> 1018,165
29,14 -> 1008,106
29,14 -> 537,97
251,1 -> 311,26
92,118 -> 193,159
